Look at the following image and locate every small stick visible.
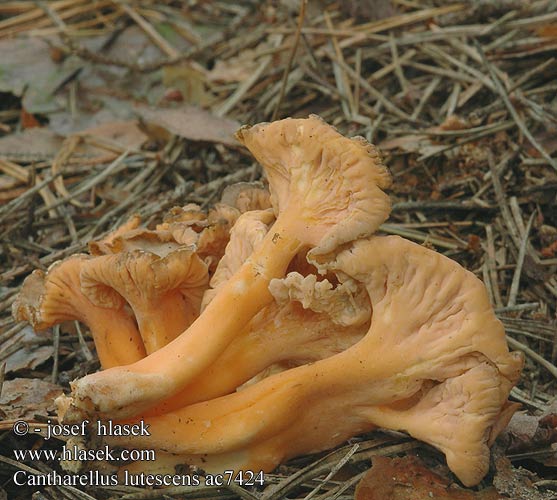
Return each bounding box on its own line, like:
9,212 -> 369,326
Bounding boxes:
325,11 -> 355,118
216,36 -> 283,117
509,57 -> 555,92
303,444 -> 359,500
507,336 -> 557,379
272,0 -> 307,121
368,49 -> 416,83
389,32 -> 408,94
51,325 -> 60,384
75,321 -> 94,362
354,48 -> 362,115
118,1 -> 179,58
0,362 -> 5,399
485,224 -> 503,308
488,152 -> 521,248
411,76 -> 440,120
507,211 -> 536,307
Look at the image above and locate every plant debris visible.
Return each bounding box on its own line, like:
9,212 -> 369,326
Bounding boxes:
1,0 -> 556,498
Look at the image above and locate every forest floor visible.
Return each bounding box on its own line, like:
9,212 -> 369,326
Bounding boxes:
0,1 -> 556,499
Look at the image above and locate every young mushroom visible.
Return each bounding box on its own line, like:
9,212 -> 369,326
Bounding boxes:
102,236 -> 522,487
61,115 -> 392,419
12,255 -> 146,368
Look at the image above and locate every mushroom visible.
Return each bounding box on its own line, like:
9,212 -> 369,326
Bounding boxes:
12,255 -> 146,368
102,235 -> 522,487
142,269 -> 370,415
220,181 -> 271,213
80,247 -> 208,354
89,215 -> 142,256
200,208 -> 276,310
125,206 -> 368,415
62,115 -> 392,419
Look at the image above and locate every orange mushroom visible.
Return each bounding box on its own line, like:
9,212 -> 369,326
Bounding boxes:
12,255 -> 146,368
220,181 -> 271,213
80,247 -> 208,354
101,236 -> 522,487
62,115 -> 392,419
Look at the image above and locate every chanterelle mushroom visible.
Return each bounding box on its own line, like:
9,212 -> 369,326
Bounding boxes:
12,255 -> 146,368
61,115 -> 392,419
103,236 -> 522,487
80,247 -> 208,354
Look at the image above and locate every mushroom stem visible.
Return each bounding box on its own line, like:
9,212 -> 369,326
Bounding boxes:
68,215 -> 304,418
135,294 -> 194,353
104,353 -> 417,460
83,308 -> 146,368
144,303 -> 367,415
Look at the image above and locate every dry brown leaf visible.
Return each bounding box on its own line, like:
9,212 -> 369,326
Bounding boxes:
135,104 -> 240,146
76,120 -> 148,161
208,52 -> 260,83
0,128 -> 63,162
355,456 -> 503,500
0,378 -> 63,420
429,115 -> 470,133
379,134 -> 433,154
3,326 -> 54,374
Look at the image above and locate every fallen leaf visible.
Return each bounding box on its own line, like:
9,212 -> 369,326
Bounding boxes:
379,134 -> 432,153
492,454 -> 552,500
0,378 -> 63,419
0,127 -> 63,162
76,120 -> 148,160
208,52 -> 260,83
355,455 -> 502,500
3,326 -> 54,374
0,120 -> 147,165
540,240 -> 557,258
134,104 -> 240,146
0,37 -> 80,115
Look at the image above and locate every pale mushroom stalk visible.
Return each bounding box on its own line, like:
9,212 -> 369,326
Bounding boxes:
63,116 -> 392,419
104,236 -> 522,487
132,297 -> 195,354
12,255 -> 146,368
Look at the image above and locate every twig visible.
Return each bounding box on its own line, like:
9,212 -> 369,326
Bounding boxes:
0,362 -> 5,399
272,0 -> 307,120
507,211 -> 536,306
51,325 -> 60,383
485,224 -> 503,308
507,336 -> 557,379
303,444 -> 359,500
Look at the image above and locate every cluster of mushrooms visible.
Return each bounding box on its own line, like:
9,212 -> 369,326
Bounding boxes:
14,115 -> 523,487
